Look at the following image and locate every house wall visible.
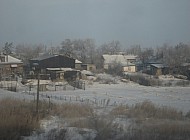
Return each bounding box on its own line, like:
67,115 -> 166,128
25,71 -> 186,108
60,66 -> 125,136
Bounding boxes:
0,63 -> 23,77
75,63 -> 82,70
151,66 -> 162,76
156,69 -> 162,76
87,64 -> 96,71
50,71 -> 65,82
82,64 -> 96,71
104,64 -> 109,70
123,65 -> 136,72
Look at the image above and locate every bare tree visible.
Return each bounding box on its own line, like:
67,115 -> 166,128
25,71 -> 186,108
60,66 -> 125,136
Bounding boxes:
107,61 -> 123,76
15,44 -> 44,63
60,38 -> 96,63
161,43 -> 190,74
125,45 -> 141,55
60,39 -> 74,57
139,48 -> 154,64
109,40 -> 121,54
99,40 -> 121,55
2,42 -> 13,62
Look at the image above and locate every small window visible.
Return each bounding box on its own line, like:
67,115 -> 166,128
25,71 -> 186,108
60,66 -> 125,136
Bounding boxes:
0,56 -> 5,62
89,67 -> 93,71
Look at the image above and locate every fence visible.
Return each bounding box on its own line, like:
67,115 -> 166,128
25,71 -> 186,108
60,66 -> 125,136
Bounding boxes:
69,80 -> 85,90
0,81 -> 18,92
22,91 -> 122,108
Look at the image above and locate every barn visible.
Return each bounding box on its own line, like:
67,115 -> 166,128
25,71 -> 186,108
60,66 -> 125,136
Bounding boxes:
30,54 -> 75,70
29,54 -> 76,81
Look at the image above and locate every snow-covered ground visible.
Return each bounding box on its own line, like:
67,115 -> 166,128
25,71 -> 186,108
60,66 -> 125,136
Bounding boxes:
1,80 -> 190,113
1,77 -> 190,140
45,81 -> 190,113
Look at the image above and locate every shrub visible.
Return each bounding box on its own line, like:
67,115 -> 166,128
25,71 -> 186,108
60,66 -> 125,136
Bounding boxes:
70,115 -> 118,140
107,62 -> 123,76
96,74 -> 118,84
111,101 -> 190,140
128,74 -> 151,86
175,80 -> 190,86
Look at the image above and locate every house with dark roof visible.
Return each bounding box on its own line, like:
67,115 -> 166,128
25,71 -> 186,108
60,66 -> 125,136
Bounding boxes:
150,63 -> 169,76
30,54 -> 75,70
28,54 -> 79,81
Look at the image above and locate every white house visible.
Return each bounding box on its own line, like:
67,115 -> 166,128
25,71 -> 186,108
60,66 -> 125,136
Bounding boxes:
102,54 -> 137,72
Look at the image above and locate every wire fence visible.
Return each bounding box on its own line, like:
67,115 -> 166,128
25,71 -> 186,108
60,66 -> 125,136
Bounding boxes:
22,91 -> 122,108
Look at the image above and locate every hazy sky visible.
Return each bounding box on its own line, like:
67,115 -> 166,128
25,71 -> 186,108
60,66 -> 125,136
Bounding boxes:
0,0 -> 190,48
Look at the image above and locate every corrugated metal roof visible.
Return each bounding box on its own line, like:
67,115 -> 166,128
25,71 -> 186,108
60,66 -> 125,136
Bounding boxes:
150,64 -> 167,68
46,67 -> 79,71
31,54 -> 58,61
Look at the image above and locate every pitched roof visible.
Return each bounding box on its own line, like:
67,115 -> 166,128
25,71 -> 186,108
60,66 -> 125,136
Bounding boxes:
150,64 -> 167,68
75,59 -> 82,64
0,55 -> 22,64
31,54 -> 58,61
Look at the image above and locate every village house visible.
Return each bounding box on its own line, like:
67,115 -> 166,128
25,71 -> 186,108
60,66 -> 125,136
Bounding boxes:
102,54 -> 137,73
0,55 -> 23,78
28,54 -> 80,81
29,54 -> 75,71
150,63 -> 169,76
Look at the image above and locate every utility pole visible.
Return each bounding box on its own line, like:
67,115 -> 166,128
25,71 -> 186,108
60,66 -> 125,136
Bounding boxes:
33,62 -> 40,115
36,72 -> 40,114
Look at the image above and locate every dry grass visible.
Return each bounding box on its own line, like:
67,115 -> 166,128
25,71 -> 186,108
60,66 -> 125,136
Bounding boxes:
111,100 -> 183,120
110,105 -> 129,116
110,100 -> 190,140
51,103 -> 93,118
0,97 -> 94,140
2,97 -> 189,140
70,115 -> 118,140
125,121 -> 190,140
0,98 -> 44,140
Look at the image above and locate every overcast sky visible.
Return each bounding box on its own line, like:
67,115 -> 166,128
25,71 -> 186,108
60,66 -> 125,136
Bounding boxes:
0,0 -> 190,48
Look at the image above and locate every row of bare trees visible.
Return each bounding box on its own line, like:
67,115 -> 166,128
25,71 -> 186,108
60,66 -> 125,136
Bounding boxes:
0,42 -> 46,64
156,43 -> 190,68
59,39 -> 122,69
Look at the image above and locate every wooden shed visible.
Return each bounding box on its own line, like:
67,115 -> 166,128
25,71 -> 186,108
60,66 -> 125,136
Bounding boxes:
150,64 -> 168,76
29,54 -> 75,73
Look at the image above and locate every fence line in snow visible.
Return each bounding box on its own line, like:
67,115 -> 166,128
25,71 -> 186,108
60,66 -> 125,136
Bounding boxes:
22,91 -> 124,107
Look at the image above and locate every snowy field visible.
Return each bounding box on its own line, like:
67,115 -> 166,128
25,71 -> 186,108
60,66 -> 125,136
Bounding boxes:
1,79 -> 190,140
1,80 -> 190,113
45,81 -> 190,113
